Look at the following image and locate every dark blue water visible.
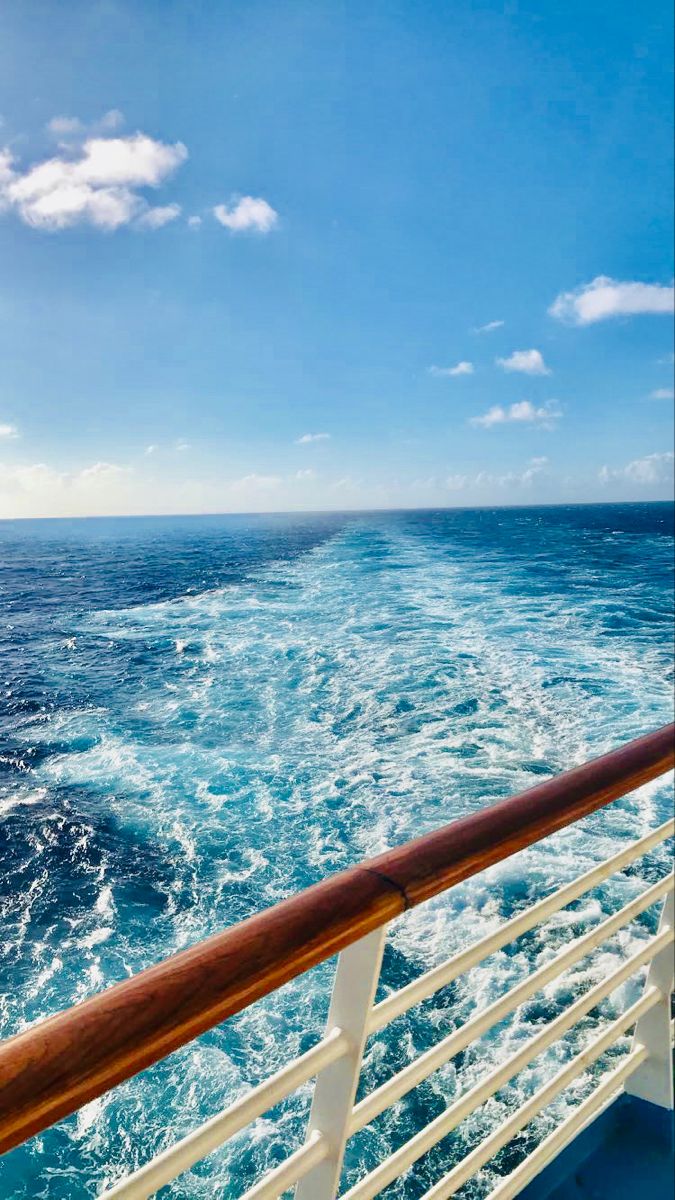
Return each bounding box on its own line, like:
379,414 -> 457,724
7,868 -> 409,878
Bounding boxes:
1,504 -> 673,1198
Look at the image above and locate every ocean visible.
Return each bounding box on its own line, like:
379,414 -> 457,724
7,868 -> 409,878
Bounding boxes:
1,502 -> 673,1199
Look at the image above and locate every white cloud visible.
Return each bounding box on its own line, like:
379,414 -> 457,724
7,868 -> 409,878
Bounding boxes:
0,149 -> 15,200
446,457 -> 550,492
550,277 -> 674,325
66,134 -> 183,188
486,459 -> 549,487
0,459 -> 130,499
470,400 -> 561,429
657,352 -> 674,365
229,473 -> 282,492
649,388 -> 674,400
1,133 -> 187,231
143,440 -> 190,455
100,109 -> 124,131
0,458 -> 142,518
496,349 -> 551,375
429,361 -> 474,377
1,457 -> 340,518
47,116 -> 83,137
48,110 -> 124,139
518,455 -> 549,484
296,432 -> 330,444
445,473 -> 468,490
0,462 -> 56,492
135,203 -> 181,229
144,440 -> 190,454
599,452 -> 674,486
472,320 -> 504,334
0,423 -> 18,439
213,196 -> 278,234
77,461 -> 130,484
187,215 -> 202,229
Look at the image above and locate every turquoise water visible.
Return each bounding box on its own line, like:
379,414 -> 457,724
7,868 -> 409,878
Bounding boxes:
1,503 -> 673,1198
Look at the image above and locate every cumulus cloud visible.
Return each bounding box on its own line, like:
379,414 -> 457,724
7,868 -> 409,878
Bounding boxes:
0,460 -> 129,493
649,388 -> 674,400
0,423 -> 19,439
187,215 -> 202,229
445,473 -> 468,490
518,456 -> 549,484
229,473 -> 282,492
213,196 -> 278,234
143,440 -> 190,454
47,110 -> 124,140
599,452 -> 674,486
0,457 -> 328,519
0,462 -> 56,492
296,432 -> 330,444
0,149 -> 15,196
77,461 -> 130,483
429,361 -> 474,377
0,459 -> 136,518
135,203 -> 181,229
0,132 -> 187,231
100,109 -> 124,132
472,320 -> 504,334
480,458 -> 550,487
47,115 -> 83,137
444,457 -> 550,492
470,400 -> 561,429
496,349 -> 551,375
550,277 -> 674,325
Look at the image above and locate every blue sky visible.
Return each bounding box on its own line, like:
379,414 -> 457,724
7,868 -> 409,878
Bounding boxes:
0,0 -> 673,517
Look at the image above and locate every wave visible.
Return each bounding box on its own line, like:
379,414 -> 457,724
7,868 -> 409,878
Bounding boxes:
1,508 -> 672,1197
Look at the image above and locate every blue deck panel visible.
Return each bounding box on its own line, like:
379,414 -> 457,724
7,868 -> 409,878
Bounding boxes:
518,1095 -> 674,1200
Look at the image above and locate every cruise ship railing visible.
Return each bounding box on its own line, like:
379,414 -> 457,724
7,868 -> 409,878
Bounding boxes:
0,723 -> 673,1199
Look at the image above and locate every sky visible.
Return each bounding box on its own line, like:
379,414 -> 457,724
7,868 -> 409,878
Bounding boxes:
0,0 -> 673,519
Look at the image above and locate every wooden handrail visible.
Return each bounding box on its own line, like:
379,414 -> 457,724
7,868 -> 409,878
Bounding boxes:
0,723 -> 672,1155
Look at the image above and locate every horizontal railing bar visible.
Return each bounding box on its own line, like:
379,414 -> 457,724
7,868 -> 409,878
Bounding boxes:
369,817 -> 675,1033
351,873 -> 673,1133
238,1129 -> 328,1200
106,893 -> 674,1200
0,723 -> 672,1155
360,927 -> 670,1194
342,962 -> 662,1200
482,1056 -> 645,1200
419,953 -> 668,1199
425,1035 -> 652,1200
99,1027 -> 350,1200
366,727 -> 673,910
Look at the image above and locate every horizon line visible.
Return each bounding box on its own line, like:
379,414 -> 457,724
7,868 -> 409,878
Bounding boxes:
0,497 -> 673,523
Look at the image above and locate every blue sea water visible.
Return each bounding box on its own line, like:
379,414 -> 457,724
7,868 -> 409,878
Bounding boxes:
0,503 -> 673,1199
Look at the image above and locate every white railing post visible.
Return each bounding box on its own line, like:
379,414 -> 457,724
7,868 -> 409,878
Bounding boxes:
625,887 -> 674,1110
295,925 -> 387,1200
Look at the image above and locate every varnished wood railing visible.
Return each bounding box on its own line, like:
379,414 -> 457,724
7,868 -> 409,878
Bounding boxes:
0,722 -> 673,1157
